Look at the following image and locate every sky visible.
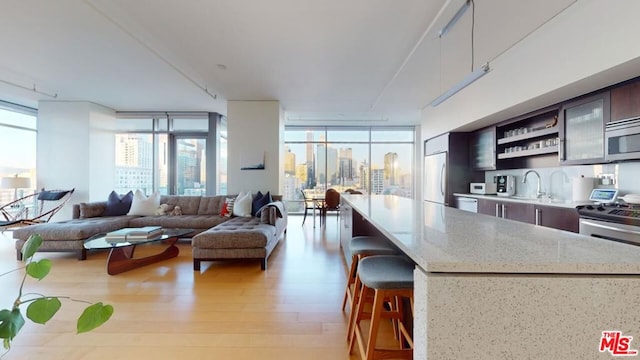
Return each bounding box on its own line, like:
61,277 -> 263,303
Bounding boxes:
0,108 -> 37,175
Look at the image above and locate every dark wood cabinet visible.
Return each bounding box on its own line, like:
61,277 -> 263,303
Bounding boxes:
533,205 -> 579,233
611,80 -> 640,122
501,202 -> 534,223
478,198 -> 502,217
477,198 -> 533,223
477,198 -> 577,232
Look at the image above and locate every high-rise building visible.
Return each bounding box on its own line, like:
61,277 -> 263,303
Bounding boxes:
384,152 -> 398,186
359,160 -> 369,192
115,135 -> 153,193
339,147 -> 353,185
295,163 -> 308,184
284,146 -> 295,175
371,168 -> 384,195
305,132 -> 315,189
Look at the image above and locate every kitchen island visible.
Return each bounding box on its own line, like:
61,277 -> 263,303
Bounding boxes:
340,194 -> 640,359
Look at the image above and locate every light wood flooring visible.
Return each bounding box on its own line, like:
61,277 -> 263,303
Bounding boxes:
0,215 -> 396,360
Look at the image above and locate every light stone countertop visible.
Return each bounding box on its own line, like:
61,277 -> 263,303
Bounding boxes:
341,194 -> 640,274
452,192 -> 591,209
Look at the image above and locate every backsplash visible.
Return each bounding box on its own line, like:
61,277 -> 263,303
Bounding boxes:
485,161 -> 640,201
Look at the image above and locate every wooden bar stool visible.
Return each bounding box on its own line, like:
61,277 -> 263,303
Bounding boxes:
348,255 -> 414,360
342,236 -> 398,312
344,236 -> 398,343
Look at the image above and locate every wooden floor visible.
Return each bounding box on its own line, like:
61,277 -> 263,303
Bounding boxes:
0,215 -> 395,360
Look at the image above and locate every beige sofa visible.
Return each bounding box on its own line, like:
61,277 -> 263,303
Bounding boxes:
12,194 -> 287,271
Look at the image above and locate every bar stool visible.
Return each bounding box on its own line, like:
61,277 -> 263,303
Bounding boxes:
348,255 -> 414,360
343,236 -> 397,311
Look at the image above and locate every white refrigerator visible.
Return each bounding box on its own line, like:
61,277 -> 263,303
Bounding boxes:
423,151 -> 447,205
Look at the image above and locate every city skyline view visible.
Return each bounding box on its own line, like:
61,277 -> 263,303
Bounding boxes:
283,128 -> 414,211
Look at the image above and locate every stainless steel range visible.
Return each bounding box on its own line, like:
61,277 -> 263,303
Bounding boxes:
577,203 -> 640,246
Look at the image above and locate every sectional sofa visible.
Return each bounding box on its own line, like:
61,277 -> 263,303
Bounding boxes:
12,194 -> 287,271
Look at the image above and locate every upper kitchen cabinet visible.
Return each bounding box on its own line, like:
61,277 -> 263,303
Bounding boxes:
558,91 -> 610,165
610,79 -> 640,123
470,126 -> 496,170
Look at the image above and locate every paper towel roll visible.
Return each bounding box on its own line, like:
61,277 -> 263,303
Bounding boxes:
572,177 -> 595,202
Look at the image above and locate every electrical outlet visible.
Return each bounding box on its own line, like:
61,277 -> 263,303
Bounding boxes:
598,173 -> 616,185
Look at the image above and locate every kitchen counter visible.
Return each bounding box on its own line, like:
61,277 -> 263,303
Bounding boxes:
342,194 -> 640,274
340,194 -> 640,359
453,192 -> 591,209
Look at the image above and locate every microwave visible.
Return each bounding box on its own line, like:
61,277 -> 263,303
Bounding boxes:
470,182 -> 496,195
606,117 -> 640,161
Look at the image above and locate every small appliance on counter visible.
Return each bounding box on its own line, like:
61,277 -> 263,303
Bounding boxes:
470,182 -> 497,195
495,175 -> 516,197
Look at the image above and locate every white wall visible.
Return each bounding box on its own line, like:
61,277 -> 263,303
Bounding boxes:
422,0 -> 640,139
227,101 -> 283,195
37,101 -> 115,220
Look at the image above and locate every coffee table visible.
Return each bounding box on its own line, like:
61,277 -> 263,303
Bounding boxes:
84,228 -> 193,275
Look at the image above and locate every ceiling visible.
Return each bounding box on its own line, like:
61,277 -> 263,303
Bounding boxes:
0,0 -> 576,126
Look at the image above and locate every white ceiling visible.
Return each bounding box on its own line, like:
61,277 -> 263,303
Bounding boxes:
0,0 -> 576,126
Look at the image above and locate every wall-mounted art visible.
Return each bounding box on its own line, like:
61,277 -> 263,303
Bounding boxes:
240,151 -> 265,170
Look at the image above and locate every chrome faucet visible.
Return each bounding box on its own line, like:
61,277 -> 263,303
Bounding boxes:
523,170 -> 545,199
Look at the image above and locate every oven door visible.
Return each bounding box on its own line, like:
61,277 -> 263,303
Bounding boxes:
605,118 -> 640,161
579,218 -> 640,246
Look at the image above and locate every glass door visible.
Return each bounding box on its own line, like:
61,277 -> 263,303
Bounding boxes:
172,135 -> 207,195
559,91 -> 610,164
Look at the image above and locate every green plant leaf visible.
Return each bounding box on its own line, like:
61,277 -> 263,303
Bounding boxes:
21,234 -> 43,261
26,259 -> 52,280
26,298 -> 62,324
77,303 -> 113,334
0,309 -> 25,346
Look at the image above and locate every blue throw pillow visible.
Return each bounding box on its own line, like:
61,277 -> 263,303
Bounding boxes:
102,190 -> 134,216
251,191 -> 272,217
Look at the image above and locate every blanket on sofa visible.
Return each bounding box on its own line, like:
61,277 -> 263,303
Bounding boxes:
256,201 -> 285,218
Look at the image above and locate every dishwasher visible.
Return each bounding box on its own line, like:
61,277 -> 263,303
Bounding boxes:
456,197 -> 478,213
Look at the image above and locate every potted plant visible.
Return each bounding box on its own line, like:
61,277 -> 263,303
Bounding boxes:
0,234 -> 113,356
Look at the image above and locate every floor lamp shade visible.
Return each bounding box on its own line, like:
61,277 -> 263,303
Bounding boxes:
1,175 -> 31,200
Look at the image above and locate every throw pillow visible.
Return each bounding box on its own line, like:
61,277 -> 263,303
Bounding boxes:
127,189 -> 161,216
222,197 -> 235,217
79,202 -> 105,218
102,190 -> 134,216
220,201 -> 229,217
252,191 -> 272,217
232,191 -> 252,217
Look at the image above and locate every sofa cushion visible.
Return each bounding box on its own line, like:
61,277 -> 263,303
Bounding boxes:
102,190 -> 133,216
128,190 -> 160,216
197,196 -> 226,215
13,216 -> 134,241
159,195 -> 202,215
128,214 -> 226,230
79,202 -> 106,218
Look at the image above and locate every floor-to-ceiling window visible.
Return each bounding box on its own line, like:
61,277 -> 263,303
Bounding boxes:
0,101 -> 37,204
284,126 -> 415,212
115,112 -> 224,195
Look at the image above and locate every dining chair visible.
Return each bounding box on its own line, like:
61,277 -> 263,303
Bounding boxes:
300,190 -> 316,225
320,188 -> 340,226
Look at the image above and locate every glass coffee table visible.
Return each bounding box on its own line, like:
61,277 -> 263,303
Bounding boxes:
84,228 -> 193,275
